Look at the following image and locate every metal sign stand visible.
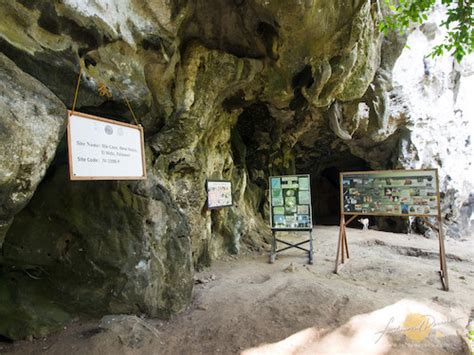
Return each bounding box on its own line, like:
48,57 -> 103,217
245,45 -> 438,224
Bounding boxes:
270,228 -> 314,264
268,174 -> 314,265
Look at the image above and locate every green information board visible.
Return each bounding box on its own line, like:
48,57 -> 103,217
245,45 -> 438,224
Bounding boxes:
269,174 -> 313,229
341,169 -> 439,217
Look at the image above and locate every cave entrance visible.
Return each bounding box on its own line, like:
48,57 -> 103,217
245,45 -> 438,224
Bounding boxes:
311,166 -> 342,225
301,151 -> 372,226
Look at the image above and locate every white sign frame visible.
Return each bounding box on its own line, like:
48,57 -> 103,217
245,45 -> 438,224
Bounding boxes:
67,110 -> 146,181
206,180 -> 233,209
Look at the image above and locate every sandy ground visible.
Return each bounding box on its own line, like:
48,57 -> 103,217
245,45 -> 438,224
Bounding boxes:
1,226 -> 473,355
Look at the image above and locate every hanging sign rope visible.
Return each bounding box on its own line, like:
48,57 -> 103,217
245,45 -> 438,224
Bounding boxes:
71,63 -> 83,114
67,62 -> 146,181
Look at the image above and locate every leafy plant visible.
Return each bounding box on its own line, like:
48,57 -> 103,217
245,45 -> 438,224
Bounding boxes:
380,0 -> 474,62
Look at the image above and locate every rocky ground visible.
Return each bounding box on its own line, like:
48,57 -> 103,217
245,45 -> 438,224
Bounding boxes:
1,225 -> 473,355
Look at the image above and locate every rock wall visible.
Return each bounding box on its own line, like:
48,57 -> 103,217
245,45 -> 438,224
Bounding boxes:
1,167 -> 193,339
0,0 -> 472,339
0,54 -> 66,248
390,5 -> 474,237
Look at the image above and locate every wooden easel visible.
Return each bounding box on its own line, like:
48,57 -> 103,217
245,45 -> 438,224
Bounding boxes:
334,213 -> 355,273
420,216 -> 449,291
335,169 -> 449,291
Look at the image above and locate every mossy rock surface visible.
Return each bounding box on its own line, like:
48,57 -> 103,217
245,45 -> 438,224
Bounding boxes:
1,166 -> 193,339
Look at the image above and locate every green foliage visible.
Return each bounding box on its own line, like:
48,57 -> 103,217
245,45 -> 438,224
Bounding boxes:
380,0 -> 474,62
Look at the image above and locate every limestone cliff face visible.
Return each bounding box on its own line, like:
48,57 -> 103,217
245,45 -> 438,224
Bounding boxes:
389,6 -> 474,237
0,0 -> 472,339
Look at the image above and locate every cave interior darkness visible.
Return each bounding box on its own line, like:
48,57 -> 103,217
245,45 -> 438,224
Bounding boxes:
232,101 -> 379,229
303,155 -> 373,227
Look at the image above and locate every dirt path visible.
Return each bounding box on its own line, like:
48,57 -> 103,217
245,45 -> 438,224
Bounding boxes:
2,226 -> 473,354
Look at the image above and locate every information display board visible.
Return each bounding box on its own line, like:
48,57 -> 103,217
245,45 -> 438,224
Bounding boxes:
269,175 -> 313,229
206,180 -> 233,209
67,111 -> 146,180
341,169 -> 439,217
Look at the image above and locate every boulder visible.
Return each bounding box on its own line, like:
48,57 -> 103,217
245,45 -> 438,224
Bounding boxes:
0,53 -> 66,247
1,166 -> 193,339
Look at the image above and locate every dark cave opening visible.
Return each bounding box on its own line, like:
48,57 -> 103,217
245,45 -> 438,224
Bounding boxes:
232,102 -> 277,188
231,102 -> 407,233
311,166 -> 342,226
231,102 -> 279,217
295,149 -> 373,227
298,149 -> 409,233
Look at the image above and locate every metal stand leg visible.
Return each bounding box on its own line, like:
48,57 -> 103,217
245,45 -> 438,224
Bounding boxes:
269,229 -> 313,264
269,230 -> 276,263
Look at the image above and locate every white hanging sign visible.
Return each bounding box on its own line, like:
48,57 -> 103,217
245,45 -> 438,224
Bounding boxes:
67,111 -> 146,180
